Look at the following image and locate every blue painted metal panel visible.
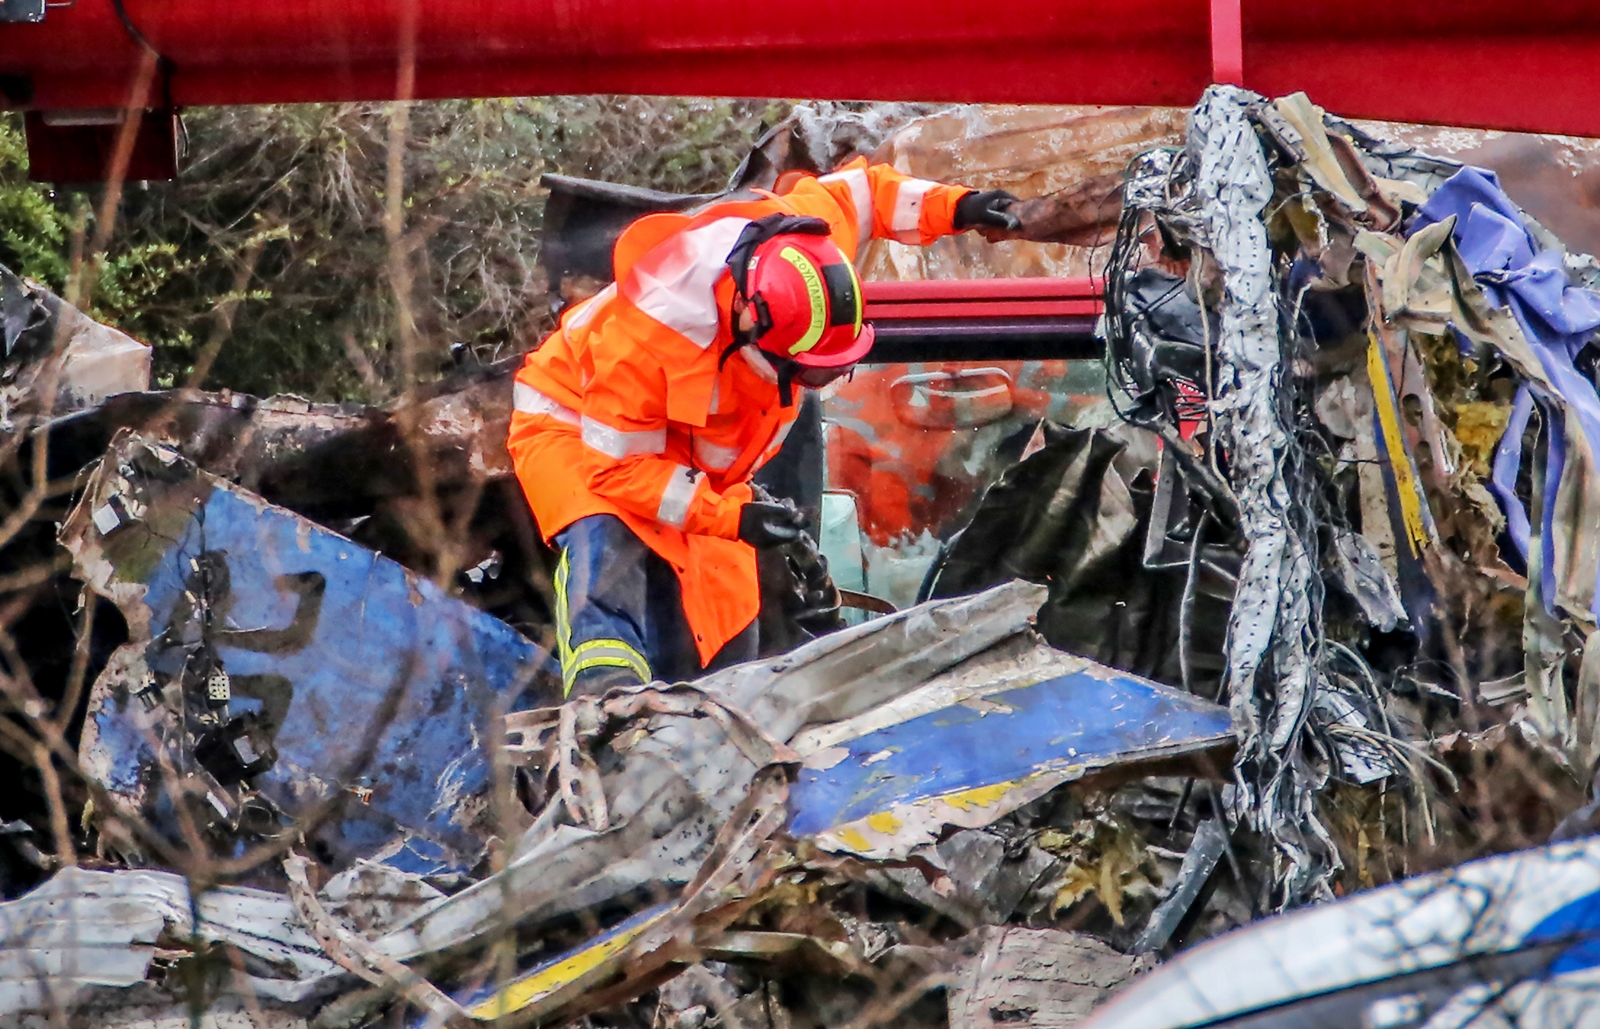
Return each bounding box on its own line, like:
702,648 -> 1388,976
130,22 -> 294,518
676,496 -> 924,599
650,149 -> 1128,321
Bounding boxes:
87,468 -> 542,877
788,667 -> 1232,838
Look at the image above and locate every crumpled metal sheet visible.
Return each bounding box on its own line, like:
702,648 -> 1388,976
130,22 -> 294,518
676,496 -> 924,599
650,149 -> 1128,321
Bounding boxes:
1,262 -> 151,431
60,435 -> 541,880
400,584 -> 1202,1025
0,866 -> 340,1018
0,578 -> 1244,1026
450,585 -> 1228,1024
1329,528 -> 1409,633
791,662 -> 1231,861
44,389 -> 380,483
703,580 -> 1050,741
219,582 -> 1044,1027
1081,835 -> 1600,1029
1191,86 -> 1335,905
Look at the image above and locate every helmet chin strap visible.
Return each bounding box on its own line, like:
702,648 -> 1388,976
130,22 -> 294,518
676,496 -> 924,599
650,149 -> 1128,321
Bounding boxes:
775,361 -> 798,408
719,324 -> 799,408
719,328 -> 751,370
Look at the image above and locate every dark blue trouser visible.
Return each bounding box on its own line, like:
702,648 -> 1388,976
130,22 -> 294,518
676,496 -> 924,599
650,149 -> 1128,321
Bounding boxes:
552,514 -> 756,696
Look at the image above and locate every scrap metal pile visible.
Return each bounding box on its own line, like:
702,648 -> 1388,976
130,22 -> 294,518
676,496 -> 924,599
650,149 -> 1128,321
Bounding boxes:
1090,85 -> 1600,903
6,92 -> 1600,1028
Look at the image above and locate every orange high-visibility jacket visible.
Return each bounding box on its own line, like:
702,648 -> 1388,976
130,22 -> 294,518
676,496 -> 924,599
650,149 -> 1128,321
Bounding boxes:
509,159 -> 973,665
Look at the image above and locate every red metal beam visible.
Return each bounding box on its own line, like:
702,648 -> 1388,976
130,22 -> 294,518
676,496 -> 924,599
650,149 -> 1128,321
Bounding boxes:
1211,0 -> 1244,86
4,1 -> 1600,156
864,278 -> 1102,303
863,277 -> 1104,323
861,277 -> 1104,363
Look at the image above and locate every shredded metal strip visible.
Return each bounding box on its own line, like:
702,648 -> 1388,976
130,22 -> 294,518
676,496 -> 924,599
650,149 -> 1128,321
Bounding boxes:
284,852 -> 475,1027
1191,86 -> 1336,905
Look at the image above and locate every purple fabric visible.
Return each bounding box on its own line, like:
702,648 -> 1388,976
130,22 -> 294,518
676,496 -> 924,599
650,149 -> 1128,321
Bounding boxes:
1417,167 -> 1600,614
1489,384 -> 1534,561
1542,404 -> 1567,606
1413,166 -> 1529,243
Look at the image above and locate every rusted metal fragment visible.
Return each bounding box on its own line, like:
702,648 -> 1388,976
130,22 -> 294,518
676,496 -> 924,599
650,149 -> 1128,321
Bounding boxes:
1,262 -> 151,431
857,105 -> 1187,282
44,363 -> 517,501
40,390 -> 397,549
60,435 -> 541,880
407,362 -> 516,480
1353,120 -> 1600,261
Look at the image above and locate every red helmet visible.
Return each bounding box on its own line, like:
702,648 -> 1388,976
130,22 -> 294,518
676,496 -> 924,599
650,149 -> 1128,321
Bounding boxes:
729,217 -> 875,369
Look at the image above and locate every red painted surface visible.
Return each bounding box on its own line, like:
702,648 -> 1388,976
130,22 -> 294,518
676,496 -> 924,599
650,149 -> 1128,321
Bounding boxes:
6,1 -> 1600,137
864,278 -> 1102,302
863,277 -> 1103,321
1210,0 -> 1244,86
866,300 -> 1099,320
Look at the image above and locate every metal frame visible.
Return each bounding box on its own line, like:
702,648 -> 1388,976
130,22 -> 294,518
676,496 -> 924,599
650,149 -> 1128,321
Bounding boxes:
861,277 -> 1103,363
4,0 -> 1600,153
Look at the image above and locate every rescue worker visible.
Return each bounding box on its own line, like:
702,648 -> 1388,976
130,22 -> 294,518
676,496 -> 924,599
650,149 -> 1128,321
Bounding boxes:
509,158 -> 1028,696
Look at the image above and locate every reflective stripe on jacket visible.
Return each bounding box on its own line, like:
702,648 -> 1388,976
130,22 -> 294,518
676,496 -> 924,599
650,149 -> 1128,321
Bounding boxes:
510,160 -> 971,664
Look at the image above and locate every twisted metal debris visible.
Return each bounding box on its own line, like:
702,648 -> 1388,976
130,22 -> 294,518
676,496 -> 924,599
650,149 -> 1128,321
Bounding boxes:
1191,86 -> 1336,904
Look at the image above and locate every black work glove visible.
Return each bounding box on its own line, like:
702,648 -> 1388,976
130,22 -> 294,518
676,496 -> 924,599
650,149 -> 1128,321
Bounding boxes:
785,546 -> 842,631
738,501 -> 806,548
953,189 -> 1022,232
793,582 -> 842,629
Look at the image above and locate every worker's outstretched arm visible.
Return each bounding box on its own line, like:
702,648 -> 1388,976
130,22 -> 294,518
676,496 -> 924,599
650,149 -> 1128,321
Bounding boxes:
575,318 -> 749,540
808,157 -> 977,247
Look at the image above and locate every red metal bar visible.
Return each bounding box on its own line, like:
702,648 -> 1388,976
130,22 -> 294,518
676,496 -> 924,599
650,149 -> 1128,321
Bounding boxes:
863,278 -> 1103,303
863,278 -> 1103,322
1210,0 -> 1244,85
0,0 -> 1211,111
7,1 -> 1600,146
865,300 -> 1101,320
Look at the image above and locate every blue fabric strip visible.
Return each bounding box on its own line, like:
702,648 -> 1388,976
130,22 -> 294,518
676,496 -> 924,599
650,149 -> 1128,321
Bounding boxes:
1415,167 -> 1600,616
1490,384 -> 1535,562
1543,400 -> 1567,607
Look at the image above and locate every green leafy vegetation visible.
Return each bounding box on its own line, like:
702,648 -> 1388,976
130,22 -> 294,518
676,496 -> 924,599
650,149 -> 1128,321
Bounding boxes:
0,97 -> 786,400
0,117 -> 70,291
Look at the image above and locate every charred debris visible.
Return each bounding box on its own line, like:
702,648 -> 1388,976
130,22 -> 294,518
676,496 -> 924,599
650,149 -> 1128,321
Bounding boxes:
2,90 -> 1600,1027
